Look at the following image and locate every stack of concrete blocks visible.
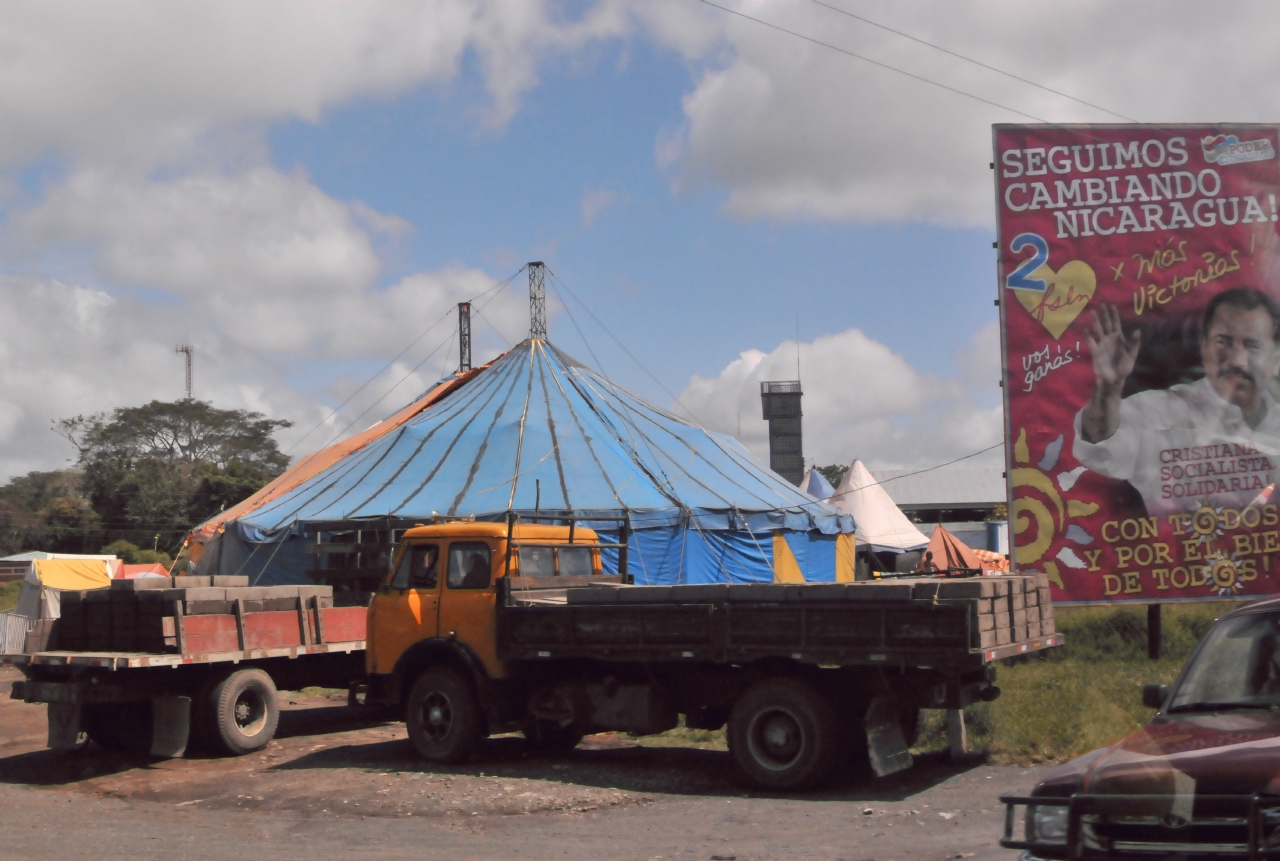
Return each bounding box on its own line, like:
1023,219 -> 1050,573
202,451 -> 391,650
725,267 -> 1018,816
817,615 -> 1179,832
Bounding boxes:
58,576 -> 334,654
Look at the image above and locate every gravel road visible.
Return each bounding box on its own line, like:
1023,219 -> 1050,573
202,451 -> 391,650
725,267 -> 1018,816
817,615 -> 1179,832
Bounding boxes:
0,667 -> 1043,860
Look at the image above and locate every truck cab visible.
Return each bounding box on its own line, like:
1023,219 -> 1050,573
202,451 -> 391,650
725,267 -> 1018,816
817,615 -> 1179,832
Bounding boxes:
365,520 -> 605,754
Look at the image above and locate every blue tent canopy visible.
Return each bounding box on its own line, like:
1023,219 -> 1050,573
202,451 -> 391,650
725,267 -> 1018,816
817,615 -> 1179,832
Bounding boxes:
213,340 -> 854,586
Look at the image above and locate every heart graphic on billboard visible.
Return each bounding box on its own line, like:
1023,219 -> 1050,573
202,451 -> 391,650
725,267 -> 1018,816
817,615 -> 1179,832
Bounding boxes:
1010,260 -> 1096,339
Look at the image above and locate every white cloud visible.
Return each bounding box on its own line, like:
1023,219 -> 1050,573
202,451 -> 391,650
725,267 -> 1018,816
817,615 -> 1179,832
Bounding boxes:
580,188 -> 617,228
0,1 -> 636,169
678,329 -> 1003,470
654,1 -> 1280,225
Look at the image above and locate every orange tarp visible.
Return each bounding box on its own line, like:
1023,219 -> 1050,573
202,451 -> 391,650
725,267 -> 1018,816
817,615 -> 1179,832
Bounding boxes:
916,524 -> 985,573
187,358 -> 501,564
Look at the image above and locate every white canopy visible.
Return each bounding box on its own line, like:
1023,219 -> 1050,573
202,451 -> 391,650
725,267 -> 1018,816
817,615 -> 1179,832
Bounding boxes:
828,460 -> 929,552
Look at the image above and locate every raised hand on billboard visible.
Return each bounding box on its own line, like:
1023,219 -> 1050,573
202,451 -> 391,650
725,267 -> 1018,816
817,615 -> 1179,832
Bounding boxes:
1080,303 -> 1141,443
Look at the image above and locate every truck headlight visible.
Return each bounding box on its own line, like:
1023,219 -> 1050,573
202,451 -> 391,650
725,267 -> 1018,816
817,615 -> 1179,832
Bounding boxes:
1028,804 -> 1068,844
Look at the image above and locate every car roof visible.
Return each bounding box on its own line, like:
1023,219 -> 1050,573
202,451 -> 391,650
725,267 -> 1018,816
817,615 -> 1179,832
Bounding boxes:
1221,594 -> 1280,618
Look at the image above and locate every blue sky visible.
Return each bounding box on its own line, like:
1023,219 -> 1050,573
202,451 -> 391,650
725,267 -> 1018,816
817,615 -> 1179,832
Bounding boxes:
1,1 -> 1273,480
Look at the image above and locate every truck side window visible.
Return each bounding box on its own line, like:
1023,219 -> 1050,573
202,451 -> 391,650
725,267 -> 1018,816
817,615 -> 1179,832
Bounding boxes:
518,546 -> 556,578
391,544 -> 439,591
447,542 -> 491,589
557,546 -> 592,577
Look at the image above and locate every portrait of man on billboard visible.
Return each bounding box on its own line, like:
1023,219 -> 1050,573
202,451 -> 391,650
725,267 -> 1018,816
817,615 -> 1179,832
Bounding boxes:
1073,286 -> 1280,516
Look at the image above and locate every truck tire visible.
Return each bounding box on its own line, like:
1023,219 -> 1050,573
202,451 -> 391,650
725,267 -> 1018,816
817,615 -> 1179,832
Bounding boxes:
84,701 -> 153,754
406,667 -> 483,763
728,677 -> 841,790
523,719 -> 584,754
900,706 -> 922,748
209,669 -> 279,755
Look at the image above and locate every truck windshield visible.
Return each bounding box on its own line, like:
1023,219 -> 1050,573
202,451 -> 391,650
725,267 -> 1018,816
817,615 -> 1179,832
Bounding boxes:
1167,611 -> 1280,712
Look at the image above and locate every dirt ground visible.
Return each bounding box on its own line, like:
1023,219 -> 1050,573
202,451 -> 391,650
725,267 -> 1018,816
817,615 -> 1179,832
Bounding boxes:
0,666 -> 1044,860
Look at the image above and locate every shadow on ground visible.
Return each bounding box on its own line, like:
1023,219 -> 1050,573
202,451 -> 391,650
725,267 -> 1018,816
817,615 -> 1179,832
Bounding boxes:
0,693 -> 989,803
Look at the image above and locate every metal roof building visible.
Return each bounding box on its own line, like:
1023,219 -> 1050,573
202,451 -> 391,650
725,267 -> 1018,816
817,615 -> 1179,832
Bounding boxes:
866,467 -> 1005,514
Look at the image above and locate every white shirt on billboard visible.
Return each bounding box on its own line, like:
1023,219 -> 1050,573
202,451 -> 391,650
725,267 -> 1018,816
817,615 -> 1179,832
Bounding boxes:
1072,376 -> 1280,516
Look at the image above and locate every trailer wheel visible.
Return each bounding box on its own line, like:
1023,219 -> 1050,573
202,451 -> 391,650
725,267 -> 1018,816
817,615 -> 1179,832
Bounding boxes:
406,667 -> 483,763
84,702 -> 153,754
523,719 -> 584,754
209,669 -> 279,755
728,677 -> 841,790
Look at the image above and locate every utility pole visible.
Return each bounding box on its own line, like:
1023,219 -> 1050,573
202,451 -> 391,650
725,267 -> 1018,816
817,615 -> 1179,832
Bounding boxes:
175,345 -> 193,400
528,262 -> 546,340
458,302 -> 472,373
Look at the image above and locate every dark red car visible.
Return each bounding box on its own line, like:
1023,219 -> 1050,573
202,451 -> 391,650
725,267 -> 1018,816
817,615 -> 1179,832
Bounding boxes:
1002,597 -> 1280,859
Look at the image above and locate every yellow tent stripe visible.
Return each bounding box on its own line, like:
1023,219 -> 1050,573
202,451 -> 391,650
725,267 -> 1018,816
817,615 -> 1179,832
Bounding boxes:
772,533 -> 805,583
835,533 -> 856,583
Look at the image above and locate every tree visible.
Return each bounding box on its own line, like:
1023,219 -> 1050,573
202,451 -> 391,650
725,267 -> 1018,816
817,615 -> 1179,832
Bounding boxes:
815,464 -> 848,489
56,400 -> 292,552
0,469 -> 102,556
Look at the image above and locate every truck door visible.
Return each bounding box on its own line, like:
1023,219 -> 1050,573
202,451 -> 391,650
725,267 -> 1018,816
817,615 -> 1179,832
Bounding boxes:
369,542 -> 442,675
437,540 -> 503,678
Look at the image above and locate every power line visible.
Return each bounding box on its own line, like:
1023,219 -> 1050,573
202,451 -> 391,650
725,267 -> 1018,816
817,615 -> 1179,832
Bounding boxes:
697,0 -> 1057,124
546,270 -> 704,424
806,0 -> 1137,123
823,442 -> 1005,503
284,265 -> 526,456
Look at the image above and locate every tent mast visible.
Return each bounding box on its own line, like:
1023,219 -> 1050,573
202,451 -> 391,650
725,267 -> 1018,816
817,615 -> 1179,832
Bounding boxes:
457,302 -> 472,373
528,261 -> 546,340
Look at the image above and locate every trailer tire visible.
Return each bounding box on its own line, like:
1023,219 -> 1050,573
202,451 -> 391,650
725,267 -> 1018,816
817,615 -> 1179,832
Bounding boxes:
523,720 -> 584,754
209,669 -> 279,755
84,702 -> 153,754
406,667 -> 483,763
728,677 -> 841,790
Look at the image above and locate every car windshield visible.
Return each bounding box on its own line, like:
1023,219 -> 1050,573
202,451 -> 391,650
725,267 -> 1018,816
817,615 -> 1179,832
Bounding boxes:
1167,611 -> 1280,712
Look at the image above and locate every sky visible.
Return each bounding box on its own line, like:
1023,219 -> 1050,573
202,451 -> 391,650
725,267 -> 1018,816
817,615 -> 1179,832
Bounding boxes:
4,0 -> 1280,482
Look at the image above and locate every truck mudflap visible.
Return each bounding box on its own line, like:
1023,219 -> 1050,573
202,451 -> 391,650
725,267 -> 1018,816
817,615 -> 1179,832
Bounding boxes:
1000,792 -> 1280,859
14,678 -> 192,757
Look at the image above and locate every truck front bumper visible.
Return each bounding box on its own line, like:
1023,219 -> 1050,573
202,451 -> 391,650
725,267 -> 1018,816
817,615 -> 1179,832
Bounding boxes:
1001,792 -> 1280,859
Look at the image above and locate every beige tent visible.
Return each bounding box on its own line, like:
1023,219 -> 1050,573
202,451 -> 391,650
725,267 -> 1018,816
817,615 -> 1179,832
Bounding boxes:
827,460 -> 929,552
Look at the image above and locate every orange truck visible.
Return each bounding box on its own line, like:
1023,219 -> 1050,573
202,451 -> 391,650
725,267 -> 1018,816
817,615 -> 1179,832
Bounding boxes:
363,517 -> 1059,790
6,515 -> 1058,790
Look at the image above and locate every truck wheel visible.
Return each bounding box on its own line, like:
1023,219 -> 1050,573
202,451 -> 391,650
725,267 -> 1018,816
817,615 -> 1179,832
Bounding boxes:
523,719 -> 584,754
406,667 -> 483,763
209,669 -> 279,755
84,702 -> 153,754
728,677 -> 841,790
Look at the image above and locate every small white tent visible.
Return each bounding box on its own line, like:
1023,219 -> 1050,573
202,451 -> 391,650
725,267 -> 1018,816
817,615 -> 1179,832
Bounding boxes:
827,460 -> 929,553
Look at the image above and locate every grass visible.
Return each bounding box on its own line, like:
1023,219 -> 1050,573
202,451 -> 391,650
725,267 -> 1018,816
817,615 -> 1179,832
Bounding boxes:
914,601 -> 1235,764
0,581 -> 19,613
643,602 -> 1235,766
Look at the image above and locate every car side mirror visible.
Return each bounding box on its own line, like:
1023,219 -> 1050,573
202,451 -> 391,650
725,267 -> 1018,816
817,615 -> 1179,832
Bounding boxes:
1142,683 -> 1168,709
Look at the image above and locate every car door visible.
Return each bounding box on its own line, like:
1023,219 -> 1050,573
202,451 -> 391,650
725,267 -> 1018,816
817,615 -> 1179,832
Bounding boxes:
369,541 -> 442,675
436,539 -> 503,678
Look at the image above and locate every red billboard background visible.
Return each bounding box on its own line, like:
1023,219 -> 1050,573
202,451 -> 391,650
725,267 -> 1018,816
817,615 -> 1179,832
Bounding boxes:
996,124 -> 1280,603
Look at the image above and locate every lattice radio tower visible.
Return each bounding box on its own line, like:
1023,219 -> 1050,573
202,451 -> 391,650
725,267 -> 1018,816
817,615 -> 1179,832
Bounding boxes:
528,261 -> 546,340
175,344 -> 193,400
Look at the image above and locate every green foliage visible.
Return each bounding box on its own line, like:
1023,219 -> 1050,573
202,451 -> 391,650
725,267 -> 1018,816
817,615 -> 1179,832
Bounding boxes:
100,539 -> 173,569
0,581 -> 20,613
49,399 -> 291,552
0,469 -> 102,556
815,464 -> 848,489
914,602 -> 1235,764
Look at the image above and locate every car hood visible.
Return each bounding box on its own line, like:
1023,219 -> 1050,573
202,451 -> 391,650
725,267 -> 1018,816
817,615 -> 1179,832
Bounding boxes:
1037,711 -> 1280,798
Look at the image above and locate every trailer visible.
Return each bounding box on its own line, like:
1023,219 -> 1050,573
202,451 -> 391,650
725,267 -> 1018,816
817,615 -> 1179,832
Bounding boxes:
4,581 -> 365,757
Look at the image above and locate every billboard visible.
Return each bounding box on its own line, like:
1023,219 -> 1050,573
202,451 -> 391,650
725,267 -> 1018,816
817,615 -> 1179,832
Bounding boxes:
995,124 -> 1280,603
